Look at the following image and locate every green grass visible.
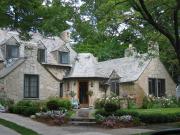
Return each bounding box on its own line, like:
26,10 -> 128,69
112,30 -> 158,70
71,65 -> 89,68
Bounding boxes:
0,118 -> 39,135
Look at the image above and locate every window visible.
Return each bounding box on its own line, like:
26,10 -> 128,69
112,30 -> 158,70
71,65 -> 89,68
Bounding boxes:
37,49 -> 46,63
24,74 -> 39,98
148,78 -> 165,97
59,52 -> 69,64
110,81 -> 119,95
60,83 -> 63,97
6,45 -> 19,59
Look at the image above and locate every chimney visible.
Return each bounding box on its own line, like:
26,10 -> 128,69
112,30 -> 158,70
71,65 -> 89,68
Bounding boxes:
124,44 -> 137,57
60,31 -> 70,43
148,41 -> 159,57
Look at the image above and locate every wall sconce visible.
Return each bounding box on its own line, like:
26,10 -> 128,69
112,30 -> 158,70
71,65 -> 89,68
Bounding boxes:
73,81 -> 76,86
91,81 -> 93,87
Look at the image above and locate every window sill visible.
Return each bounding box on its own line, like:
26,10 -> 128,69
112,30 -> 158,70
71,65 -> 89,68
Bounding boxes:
23,98 -> 39,100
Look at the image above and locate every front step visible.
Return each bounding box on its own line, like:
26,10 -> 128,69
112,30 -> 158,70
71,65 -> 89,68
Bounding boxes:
69,117 -> 96,126
68,121 -> 96,126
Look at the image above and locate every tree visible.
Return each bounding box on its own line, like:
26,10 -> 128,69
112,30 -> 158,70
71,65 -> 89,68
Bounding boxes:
71,0 -> 180,81
0,0 -> 73,39
128,0 -> 180,65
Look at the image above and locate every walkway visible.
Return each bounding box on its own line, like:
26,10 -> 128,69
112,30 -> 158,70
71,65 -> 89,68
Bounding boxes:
0,113 -> 154,135
0,125 -> 20,135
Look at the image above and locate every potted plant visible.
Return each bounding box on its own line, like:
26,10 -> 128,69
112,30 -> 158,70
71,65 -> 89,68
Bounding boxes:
87,90 -> 94,108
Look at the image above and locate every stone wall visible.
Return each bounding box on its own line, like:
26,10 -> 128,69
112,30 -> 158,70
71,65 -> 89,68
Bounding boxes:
3,43 -> 60,101
137,58 -> 176,96
64,79 -> 104,107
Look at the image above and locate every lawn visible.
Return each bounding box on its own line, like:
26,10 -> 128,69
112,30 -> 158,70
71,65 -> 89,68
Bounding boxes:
0,118 -> 39,135
116,108 -> 180,123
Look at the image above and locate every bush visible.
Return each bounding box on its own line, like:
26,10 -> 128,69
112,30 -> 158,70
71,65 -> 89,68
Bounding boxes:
104,102 -> 118,113
58,99 -> 71,110
47,98 -> 71,111
9,100 -> 45,116
116,108 -> 180,124
94,98 -> 105,109
142,96 -> 179,109
0,98 -> 14,107
95,109 -> 112,117
47,99 -> 60,111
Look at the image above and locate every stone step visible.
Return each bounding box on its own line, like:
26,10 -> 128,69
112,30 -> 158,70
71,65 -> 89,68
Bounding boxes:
68,121 -> 96,126
70,117 -> 96,122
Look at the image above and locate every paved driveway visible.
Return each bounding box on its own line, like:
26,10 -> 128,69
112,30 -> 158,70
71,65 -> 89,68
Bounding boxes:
0,125 -> 20,135
0,113 -> 154,135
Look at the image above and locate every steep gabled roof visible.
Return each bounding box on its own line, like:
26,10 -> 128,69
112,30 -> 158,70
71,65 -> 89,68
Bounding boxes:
66,53 -> 100,78
0,58 -> 26,78
66,53 -> 151,82
97,56 -> 151,82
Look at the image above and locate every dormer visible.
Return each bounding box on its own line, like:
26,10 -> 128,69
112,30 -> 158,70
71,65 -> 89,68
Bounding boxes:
2,37 -> 20,60
58,46 -> 70,64
37,41 -> 47,63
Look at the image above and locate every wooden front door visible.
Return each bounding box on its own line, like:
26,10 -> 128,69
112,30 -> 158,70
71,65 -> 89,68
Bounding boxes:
79,82 -> 89,107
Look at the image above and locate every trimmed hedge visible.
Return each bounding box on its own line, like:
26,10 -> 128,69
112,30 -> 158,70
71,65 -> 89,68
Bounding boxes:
116,108 -> 180,123
95,108 -> 180,124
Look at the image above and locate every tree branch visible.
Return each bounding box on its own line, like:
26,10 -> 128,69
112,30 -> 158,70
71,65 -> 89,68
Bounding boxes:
137,0 -> 175,47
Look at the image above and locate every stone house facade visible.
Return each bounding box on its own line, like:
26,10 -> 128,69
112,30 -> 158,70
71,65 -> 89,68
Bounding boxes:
0,30 -> 176,107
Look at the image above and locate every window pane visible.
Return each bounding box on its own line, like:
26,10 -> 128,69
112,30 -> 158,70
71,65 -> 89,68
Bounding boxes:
60,52 -> 69,64
37,49 -> 45,62
24,75 -> 39,98
6,45 -> 19,59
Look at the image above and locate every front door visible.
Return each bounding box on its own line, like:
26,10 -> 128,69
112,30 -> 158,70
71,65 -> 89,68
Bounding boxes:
79,82 -> 89,107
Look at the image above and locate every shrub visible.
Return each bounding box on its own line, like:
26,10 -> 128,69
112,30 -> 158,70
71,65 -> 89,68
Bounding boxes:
142,95 -> 179,109
58,99 -> 71,110
94,98 -> 105,109
116,108 -> 180,124
47,98 -> 71,111
9,100 -> 45,116
104,102 -> 118,113
47,99 -> 60,111
95,109 -> 111,117
0,98 -> 14,107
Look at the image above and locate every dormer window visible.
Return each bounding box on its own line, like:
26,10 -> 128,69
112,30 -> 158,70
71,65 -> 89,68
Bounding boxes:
59,51 -> 69,64
37,49 -> 46,63
6,45 -> 19,59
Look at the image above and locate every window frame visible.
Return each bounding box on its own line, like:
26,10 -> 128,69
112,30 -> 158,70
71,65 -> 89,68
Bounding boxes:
6,45 -> 19,59
37,48 -> 46,63
148,78 -> 166,97
110,79 -> 120,96
59,51 -> 69,64
24,74 -> 39,99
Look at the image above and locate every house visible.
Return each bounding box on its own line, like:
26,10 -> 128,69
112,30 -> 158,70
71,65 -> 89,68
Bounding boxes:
0,30 -> 176,107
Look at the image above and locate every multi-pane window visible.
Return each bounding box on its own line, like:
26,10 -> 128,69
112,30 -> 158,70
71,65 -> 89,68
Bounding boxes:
24,74 -> 39,98
6,45 -> 19,59
148,78 -> 165,97
37,49 -> 46,63
110,81 -> 119,96
59,52 -> 69,64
